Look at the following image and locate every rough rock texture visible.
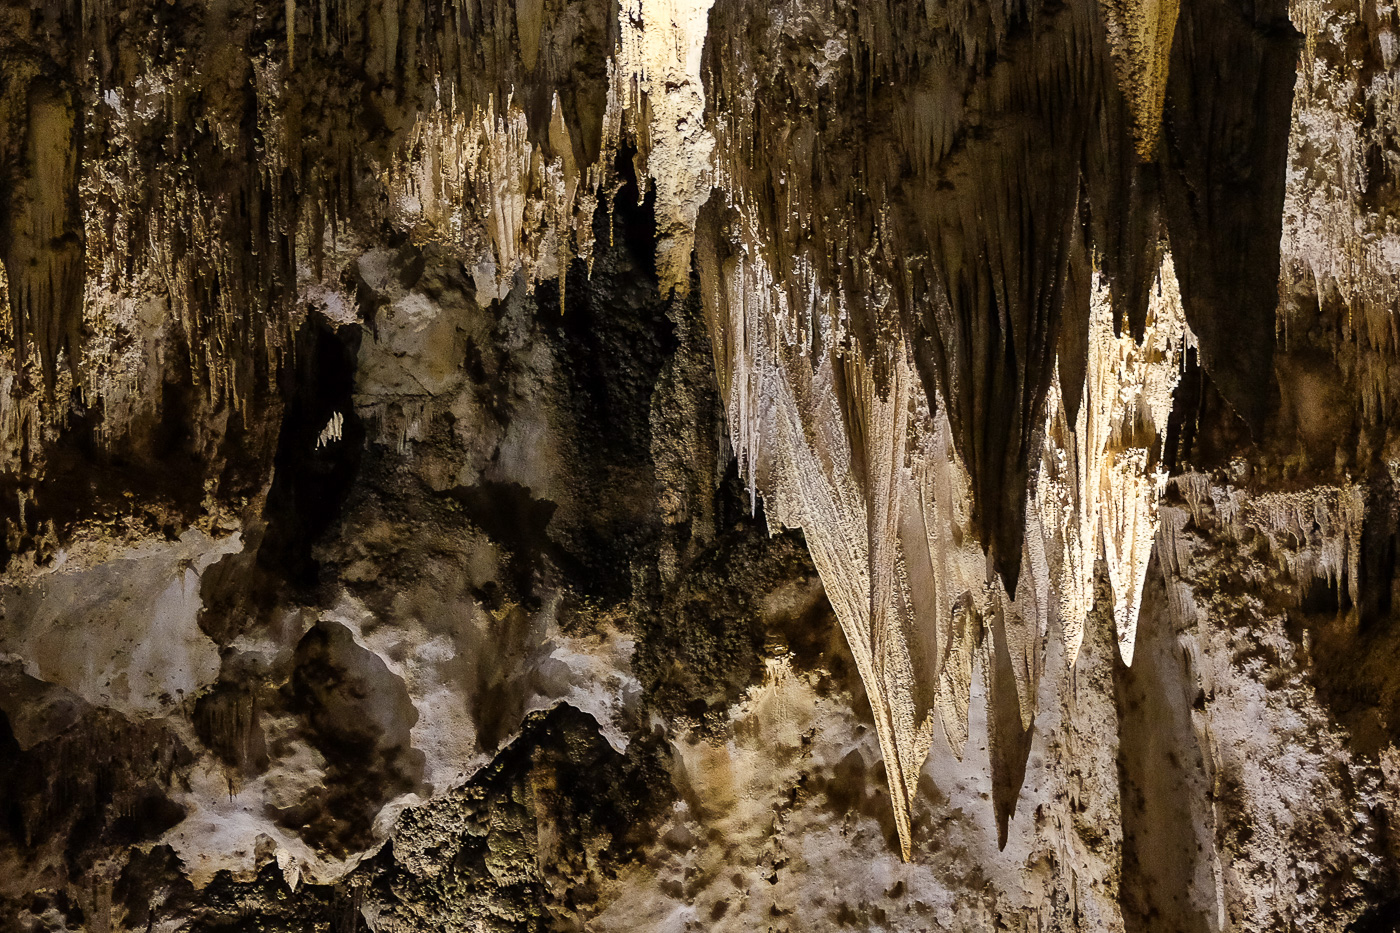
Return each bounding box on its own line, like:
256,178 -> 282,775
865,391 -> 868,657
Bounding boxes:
2,0 -> 1400,928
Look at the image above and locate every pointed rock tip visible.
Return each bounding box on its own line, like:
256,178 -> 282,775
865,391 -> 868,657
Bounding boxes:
987,522 -> 1024,598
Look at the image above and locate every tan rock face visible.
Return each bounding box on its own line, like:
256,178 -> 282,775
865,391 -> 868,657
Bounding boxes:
1,0 -> 1400,929
1099,0 -> 1181,159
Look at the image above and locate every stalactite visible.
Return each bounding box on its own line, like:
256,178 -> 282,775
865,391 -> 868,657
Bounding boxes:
2,82 -> 84,396
615,0 -> 717,295
1033,250 -> 1189,667
697,201 -> 943,858
1097,0 -> 1180,158
316,412 -> 344,448
1160,0 -> 1299,435
287,0 -> 297,67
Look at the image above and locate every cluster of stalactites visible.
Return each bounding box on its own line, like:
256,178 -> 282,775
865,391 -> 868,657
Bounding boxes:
1,54 -> 313,480
1168,472 -> 1367,608
698,193 -> 1192,857
1280,0 -> 1400,416
383,92 -> 598,310
1035,253 -> 1191,668
2,0 -> 725,477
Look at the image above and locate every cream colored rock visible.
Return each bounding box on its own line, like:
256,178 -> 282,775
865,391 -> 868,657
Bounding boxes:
615,0 -> 717,294
0,529 -> 242,719
1034,253 -> 1189,668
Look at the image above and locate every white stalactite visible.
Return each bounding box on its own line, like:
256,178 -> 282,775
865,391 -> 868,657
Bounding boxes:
701,205 -> 1197,852
1033,251 -> 1190,668
615,0 -> 717,295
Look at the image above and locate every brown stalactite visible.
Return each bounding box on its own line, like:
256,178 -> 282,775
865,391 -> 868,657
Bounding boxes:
1,80 -> 84,394
1160,0 -> 1301,437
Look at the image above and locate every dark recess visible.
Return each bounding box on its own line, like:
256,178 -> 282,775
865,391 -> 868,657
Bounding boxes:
257,314 -> 365,587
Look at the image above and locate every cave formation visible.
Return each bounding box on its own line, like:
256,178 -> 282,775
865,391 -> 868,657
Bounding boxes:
3,0 -> 1400,928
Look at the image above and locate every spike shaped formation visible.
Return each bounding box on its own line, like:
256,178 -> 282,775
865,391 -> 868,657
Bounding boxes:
1034,253 -> 1190,667
696,210 -> 933,858
698,199 -> 1192,856
1,83 -> 83,393
615,0 -> 718,294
